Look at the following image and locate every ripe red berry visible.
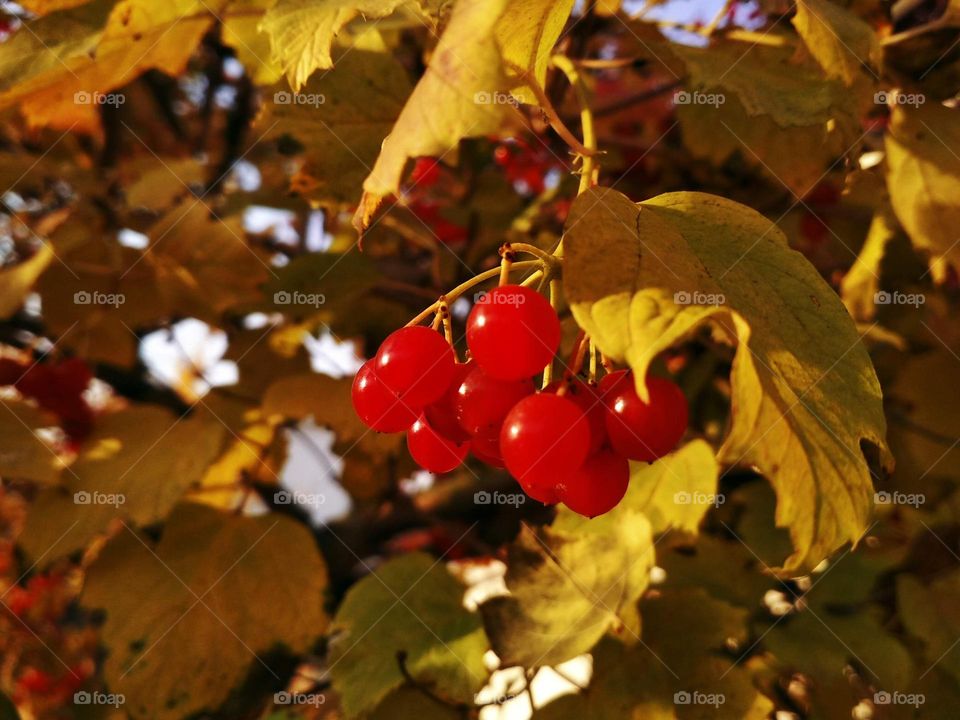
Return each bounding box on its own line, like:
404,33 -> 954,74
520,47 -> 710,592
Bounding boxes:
375,326 -> 456,409
500,393 -> 590,498
456,366 -> 533,436
352,361 -> 418,432
466,285 -> 560,380
425,362 -> 473,443
548,378 -> 607,454
603,371 -> 688,462
560,450 -> 630,518
470,429 -> 506,468
407,416 -> 469,473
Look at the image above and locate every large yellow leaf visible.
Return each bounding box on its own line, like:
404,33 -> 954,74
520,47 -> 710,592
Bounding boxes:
0,400 -> 63,484
885,102 -> 960,276
82,503 -> 328,720
0,243 -> 53,319
563,186 -> 892,574
495,0 -> 575,103
840,205 -> 899,321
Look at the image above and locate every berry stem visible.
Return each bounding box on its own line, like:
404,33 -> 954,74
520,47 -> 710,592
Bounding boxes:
405,260 -> 543,327
589,337 -> 598,383
438,298 -> 454,346
550,54 -> 598,194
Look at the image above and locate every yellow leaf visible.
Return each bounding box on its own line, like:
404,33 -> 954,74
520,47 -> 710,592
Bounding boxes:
840,205 -> 899,321
792,0 -> 880,88
0,243 -> 53,318
885,102 -> 960,277
259,0 -> 409,91
0,400 -> 63,484
496,0 -> 575,103
563,186 -> 892,575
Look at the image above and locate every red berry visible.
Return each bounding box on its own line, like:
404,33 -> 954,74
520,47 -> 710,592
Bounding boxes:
375,326 -> 456,409
407,416 -> 469,473
500,394 -> 590,498
560,450 -> 630,518
456,366 -> 533,436
466,285 -> 560,380
471,430 -> 506,468
410,157 -> 441,187
548,378 -> 607,454
603,371 -> 688,462
425,362 -> 474,443
352,361 -> 418,432
17,667 -> 55,694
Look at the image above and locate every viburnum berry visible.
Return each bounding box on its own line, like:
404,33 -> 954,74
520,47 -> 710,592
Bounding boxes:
470,429 -> 506,468
374,326 -> 456,409
548,378 -> 607,454
352,361 -> 418,432
602,370 -> 688,462
466,285 -> 560,380
559,450 -> 630,518
425,362 -> 473,443
407,416 -> 469,473
500,393 -> 590,499
455,366 -> 533,436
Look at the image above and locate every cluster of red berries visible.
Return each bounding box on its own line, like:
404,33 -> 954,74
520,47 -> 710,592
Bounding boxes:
0,356 -> 94,442
352,285 -> 688,517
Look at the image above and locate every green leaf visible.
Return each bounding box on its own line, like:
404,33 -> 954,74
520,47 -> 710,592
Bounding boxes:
259,0 -> 409,91
622,439 -> 719,536
480,507 -> 654,668
82,503 -> 328,720
19,406 -> 225,562
259,46 -> 412,205
328,552 -> 488,718
885,102 -> 960,277
792,0 -> 880,88
0,399 -> 63,484
563,186 -> 892,574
